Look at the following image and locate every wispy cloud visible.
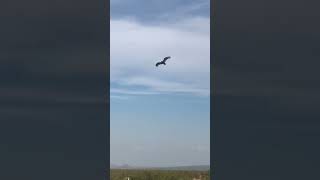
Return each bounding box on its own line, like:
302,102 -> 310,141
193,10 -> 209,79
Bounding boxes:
110,95 -> 130,100
115,76 -> 209,96
111,88 -> 161,95
111,16 -> 210,97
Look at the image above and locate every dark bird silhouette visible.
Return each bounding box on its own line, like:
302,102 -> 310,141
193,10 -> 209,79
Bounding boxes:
156,56 -> 171,67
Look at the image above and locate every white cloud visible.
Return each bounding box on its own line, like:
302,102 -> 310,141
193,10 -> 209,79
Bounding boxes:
117,76 -> 209,96
111,88 -> 161,95
111,17 -> 210,96
110,95 -> 130,100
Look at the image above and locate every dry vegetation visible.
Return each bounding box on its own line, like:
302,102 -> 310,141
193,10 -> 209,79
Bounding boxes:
110,169 -> 210,180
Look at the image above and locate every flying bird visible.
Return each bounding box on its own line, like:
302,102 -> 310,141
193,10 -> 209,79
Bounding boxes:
156,56 -> 171,67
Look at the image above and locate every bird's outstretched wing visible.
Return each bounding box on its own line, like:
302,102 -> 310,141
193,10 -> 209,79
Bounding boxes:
155,62 -> 161,66
163,56 -> 171,62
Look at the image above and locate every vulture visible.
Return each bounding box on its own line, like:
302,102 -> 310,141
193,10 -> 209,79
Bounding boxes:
156,56 -> 171,67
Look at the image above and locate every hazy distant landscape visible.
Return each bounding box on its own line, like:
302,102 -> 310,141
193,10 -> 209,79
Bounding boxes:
111,164 -> 210,171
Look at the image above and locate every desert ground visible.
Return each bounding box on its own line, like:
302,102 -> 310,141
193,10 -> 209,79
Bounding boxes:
110,169 -> 210,180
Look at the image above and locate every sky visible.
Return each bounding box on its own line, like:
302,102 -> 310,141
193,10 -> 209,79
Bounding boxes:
110,0 -> 210,167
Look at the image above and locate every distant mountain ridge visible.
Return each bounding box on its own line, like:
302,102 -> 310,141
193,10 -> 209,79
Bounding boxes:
110,164 -> 131,169
152,165 -> 210,171
111,164 -> 210,171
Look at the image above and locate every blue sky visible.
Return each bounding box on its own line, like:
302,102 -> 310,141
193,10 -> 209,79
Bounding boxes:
110,0 -> 210,167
